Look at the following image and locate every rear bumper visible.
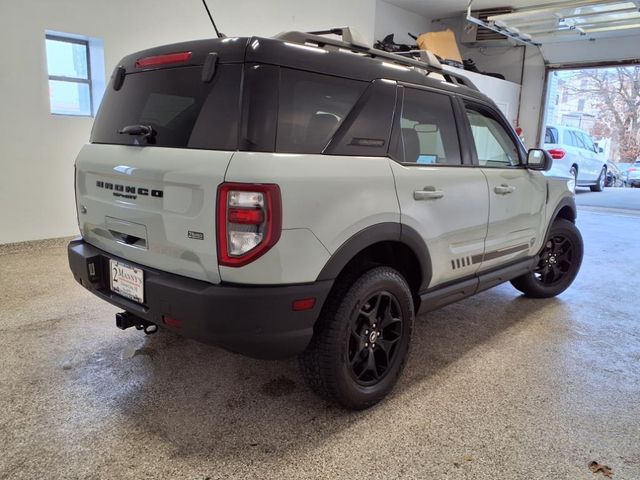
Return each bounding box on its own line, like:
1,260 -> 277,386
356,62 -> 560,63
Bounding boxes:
68,238 -> 332,359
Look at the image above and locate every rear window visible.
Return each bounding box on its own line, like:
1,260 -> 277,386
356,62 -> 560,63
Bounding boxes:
276,69 -> 367,153
91,64 -> 240,149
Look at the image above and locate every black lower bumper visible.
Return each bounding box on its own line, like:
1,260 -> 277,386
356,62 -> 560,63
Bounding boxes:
68,238 -> 332,359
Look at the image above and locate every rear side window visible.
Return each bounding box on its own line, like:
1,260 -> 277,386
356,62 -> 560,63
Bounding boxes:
568,131 -> 584,149
395,88 -> 461,165
545,127 -> 558,144
276,69 -> 366,153
91,64 -> 241,149
579,132 -> 595,151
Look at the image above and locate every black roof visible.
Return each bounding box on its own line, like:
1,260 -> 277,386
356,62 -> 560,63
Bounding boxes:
117,33 -> 492,104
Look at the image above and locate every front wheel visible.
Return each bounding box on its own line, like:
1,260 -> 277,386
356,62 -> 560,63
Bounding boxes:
590,167 -> 606,192
299,266 -> 414,410
511,219 -> 583,298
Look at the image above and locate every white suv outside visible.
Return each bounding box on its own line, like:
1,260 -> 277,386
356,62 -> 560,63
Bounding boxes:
68,30 -> 583,409
627,160 -> 640,187
544,124 -> 607,191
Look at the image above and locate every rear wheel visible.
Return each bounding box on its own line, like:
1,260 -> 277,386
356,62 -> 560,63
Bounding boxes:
299,266 -> 414,410
590,167 -> 606,192
569,166 -> 578,193
510,219 -> 583,298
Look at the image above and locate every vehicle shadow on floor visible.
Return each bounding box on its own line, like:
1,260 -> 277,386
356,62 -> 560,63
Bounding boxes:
109,285 -> 569,461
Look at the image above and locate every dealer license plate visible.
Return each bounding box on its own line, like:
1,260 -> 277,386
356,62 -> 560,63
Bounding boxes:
109,260 -> 144,304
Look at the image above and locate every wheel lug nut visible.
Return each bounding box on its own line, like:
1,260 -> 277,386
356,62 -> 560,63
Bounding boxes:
365,342 -> 368,347
365,330 -> 369,335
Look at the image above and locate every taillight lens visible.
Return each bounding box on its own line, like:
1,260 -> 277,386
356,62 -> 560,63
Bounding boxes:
135,51 -> 192,68
629,168 -> 637,173
547,148 -> 566,160
217,183 -> 282,267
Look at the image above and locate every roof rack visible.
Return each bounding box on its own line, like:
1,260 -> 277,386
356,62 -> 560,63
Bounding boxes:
395,50 -> 479,91
273,28 -> 479,92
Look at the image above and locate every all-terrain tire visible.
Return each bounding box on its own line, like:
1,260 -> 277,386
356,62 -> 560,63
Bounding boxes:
511,218 -> 583,298
299,266 -> 414,410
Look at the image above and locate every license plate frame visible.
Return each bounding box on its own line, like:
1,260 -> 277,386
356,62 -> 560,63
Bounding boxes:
109,259 -> 144,304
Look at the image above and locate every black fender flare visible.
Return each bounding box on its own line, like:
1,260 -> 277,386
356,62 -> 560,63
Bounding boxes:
316,222 -> 432,291
540,195 -> 577,252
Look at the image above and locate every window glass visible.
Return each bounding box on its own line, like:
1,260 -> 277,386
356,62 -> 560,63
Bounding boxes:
91,64 -> 240,150
398,88 -> 461,165
46,35 -> 92,116
277,69 -> 366,153
48,80 -> 91,116
45,38 -> 88,79
545,127 -> 558,144
466,107 -> 520,167
571,131 -> 587,149
579,132 -> 595,151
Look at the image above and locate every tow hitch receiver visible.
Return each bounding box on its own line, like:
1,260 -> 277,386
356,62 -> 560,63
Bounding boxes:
115,311 -> 158,334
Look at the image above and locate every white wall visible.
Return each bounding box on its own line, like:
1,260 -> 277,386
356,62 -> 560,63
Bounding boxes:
0,0 -> 376,244
374,0 -> 430,45
444,66 -> 522,128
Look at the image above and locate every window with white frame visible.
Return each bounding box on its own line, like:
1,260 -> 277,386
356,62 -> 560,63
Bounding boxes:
45,34 -> 94,116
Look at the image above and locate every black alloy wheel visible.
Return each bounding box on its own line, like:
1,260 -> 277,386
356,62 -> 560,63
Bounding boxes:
348,291 -> 403,386
534,234 -> 576,286
510,218 -> 583,298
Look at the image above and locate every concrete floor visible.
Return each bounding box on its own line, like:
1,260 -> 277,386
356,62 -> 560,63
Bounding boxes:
576,187 -> 640,212
1,208 -> 639,480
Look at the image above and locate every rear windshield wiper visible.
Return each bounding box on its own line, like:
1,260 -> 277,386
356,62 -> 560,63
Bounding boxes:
118,125 -> 156,144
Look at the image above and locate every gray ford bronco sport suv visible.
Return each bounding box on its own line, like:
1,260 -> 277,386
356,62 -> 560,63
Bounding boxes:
68,28 -> 582,409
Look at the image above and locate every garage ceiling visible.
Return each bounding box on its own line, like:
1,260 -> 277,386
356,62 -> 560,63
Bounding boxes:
385,0 -> 574,19
387,0 -> 640,41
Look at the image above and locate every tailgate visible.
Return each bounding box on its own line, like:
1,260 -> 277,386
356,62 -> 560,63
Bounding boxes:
76,144 -> 232,284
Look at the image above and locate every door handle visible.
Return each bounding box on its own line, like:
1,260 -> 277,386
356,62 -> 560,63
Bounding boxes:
494,184 -> 516,195
414,187 -> 444,200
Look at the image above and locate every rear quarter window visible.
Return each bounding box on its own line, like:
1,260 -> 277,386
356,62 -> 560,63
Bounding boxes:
276,69 -> 367,154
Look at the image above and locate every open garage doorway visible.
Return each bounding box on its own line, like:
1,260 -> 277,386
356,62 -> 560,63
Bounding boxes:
543,63 -> 640,199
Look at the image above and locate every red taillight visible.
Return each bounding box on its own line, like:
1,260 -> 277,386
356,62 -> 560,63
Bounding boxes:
135,51 -> 192,68
228,207 -> 264,225
629,168 -> 637,173
547,148 -> 566,160
292,298 -> 316,311
163,315 -> 182,328
217,183 -> 282,267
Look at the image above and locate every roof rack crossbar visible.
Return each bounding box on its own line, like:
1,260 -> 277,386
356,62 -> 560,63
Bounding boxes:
274,30 -> 479,92
396,50 -> 479,91
275,31 -> 441,72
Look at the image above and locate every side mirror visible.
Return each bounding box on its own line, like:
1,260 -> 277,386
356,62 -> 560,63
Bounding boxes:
598,147 -> 604,154
527,149 -> 552,171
